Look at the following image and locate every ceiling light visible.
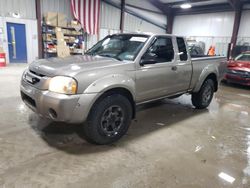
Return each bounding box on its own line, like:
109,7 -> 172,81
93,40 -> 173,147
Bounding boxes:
180,3 -> 192,9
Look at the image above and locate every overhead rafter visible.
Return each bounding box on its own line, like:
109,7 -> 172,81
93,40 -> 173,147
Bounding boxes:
227,0 -> 241,10
148,0 -> 174,34
148,0 -> 171,15
103,0 -> 166,30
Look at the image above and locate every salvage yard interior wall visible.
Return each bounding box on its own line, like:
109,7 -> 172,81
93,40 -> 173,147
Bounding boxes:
173,11 -> 235,56
237,10 -> 250,45
86,1 -> 165,49
123,12 -> 165,34
0,17 -> 38,64
41,0 -> 73,22
0,0 -> 38,64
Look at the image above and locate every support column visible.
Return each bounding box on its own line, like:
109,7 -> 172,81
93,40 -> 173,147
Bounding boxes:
230,7 -> 242,50
120,0 -> 125,33
166,12 -> 174,34
36,0 -> 43,58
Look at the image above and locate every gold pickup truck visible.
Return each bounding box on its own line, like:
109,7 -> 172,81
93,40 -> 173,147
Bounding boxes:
21,33 -> 227,144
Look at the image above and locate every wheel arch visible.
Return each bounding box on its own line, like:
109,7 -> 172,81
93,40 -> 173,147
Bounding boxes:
89,87 -> 136,119
193,72 -> 218,93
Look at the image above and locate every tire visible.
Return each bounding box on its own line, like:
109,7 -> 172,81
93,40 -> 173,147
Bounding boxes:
83,94 -> 132,145
191,79 -> 215,109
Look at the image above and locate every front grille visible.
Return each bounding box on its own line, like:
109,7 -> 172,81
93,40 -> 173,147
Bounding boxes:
21,91 -> 36,108
227,69 -> 250,78
29,69 -> 45,77
24,71 -> 41,85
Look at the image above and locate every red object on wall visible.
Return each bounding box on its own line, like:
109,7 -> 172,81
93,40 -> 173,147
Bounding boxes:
71,0 -> 101,35
0,53 -> 6,67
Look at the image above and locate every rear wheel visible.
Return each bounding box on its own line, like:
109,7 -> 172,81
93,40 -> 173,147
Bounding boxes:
192,79 -> 214,109
84,94 -> 132,145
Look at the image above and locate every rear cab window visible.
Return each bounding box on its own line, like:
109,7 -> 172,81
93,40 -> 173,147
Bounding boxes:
177,37 -> 188,61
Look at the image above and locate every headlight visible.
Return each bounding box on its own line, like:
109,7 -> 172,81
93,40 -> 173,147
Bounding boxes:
49,76 -> 77,94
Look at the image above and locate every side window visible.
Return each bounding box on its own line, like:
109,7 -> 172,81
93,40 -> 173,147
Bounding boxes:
145,37 -> 174,63
177,37 -> 188,61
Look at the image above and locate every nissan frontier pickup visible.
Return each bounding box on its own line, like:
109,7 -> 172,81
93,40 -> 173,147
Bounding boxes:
21,33 -> 227,144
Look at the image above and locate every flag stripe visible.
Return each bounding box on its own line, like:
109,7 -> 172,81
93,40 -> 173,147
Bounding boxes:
70,0 -> 100,35
88,0 -> 91,34
96,0 -> 100,34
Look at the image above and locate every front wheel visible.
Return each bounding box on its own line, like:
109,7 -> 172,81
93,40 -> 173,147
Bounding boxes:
191,79 -> 215,109
83,94 -> 132,145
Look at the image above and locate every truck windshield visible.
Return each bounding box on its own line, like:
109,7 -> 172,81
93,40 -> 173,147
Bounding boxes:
86,34 -> 149,61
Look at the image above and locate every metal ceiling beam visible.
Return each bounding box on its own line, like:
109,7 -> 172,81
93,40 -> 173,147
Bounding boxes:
148,0 -> 171,15
125,3 -> 163,15
227,0 -> 241,10
103,0 -> 166,30
148,0 -> 174,34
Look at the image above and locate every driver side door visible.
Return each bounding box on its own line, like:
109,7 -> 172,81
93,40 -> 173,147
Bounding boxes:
135,36 -> 178,103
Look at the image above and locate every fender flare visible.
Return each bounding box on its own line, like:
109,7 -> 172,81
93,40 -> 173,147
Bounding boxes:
193,65 -> 219,93
83,74 -> 136,99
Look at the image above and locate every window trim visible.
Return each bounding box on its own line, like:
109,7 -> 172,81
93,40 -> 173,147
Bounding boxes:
142,36 -> 176,64
176,37 -> 188,61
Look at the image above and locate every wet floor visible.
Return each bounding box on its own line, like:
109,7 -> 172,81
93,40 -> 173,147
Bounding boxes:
0,65 -> 250,188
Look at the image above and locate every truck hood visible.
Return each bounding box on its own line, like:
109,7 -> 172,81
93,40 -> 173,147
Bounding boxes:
29,55 -> 126,77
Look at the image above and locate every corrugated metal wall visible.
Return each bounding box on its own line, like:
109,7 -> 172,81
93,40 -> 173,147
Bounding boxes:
0,0 -> 36,19
173,12 -> 235,37
100,1 -> 120,30
41,0 -> 72,20
124,12 -> 165,34
237,10 -> 250,45
87,1 -> 165,49
173,12 -> 235,56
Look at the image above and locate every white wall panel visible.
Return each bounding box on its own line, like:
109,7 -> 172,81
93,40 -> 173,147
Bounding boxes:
100,1 -> 121,30
173,12 -> 234,37
0,16 -> 38,64
124,12 -> 165,34
238,10 -> 250,38
0,0 -> 36,19
41,0 -> 72,20
126,6 -> 166,28
87,1 -> 165,50
237,10 -> 250,45
173,12 -> 235,56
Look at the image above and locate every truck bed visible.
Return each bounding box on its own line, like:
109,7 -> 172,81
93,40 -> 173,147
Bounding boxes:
190,56 -> 227,91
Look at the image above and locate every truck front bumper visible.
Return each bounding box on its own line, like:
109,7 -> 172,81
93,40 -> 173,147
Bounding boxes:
20,79 -> 97,123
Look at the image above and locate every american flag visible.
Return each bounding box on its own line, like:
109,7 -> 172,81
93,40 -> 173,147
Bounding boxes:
71,0 -> 100,35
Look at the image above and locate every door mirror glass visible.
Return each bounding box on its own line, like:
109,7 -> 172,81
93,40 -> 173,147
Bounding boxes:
140,52 -> 157,65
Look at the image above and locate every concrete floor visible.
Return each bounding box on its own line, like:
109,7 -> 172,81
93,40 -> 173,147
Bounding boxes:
0,65 -> 250,188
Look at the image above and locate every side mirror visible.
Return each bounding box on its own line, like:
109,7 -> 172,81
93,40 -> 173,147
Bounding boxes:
140,59 -> 157,66
140,53 -> 157,66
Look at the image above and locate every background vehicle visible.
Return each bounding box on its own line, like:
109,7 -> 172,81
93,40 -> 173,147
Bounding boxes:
20,33 -> 227,144
224,51 -> 250,86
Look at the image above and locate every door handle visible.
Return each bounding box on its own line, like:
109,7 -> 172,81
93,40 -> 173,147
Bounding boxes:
171,66 -> 177,71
